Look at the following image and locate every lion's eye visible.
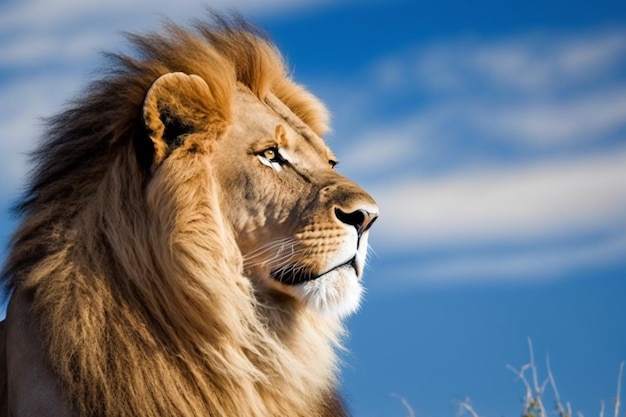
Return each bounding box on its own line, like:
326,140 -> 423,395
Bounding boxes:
258,147 -> 287,171
263,148 -> 277,161
329,160 -> 338,169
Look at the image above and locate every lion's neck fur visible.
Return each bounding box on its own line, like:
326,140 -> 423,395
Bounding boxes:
15,145 -> 344,417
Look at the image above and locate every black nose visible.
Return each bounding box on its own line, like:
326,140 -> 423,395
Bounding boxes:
335,208 -> 378,237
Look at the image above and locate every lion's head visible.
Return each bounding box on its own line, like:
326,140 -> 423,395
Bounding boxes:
1,17 -> 377,417
144,71 -> 377,318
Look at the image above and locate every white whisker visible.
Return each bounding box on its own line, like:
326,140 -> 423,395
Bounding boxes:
242,237 -> 295,261
243,237 -> 315,275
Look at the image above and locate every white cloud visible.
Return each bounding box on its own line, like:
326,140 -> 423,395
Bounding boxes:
331,27 -> 626,286
371,148 -> 626,248
1,29 -> 119,70
337,111 -> 446,177
0,71 -> 85,191
467,31 -> 626,91
336,85 -> 626,179
0,0 -> 334,72
341,27 -> 626,159
373,28 -> 626,93
340,134 -> 416,173
471,86 -> 626,146
375,232 -> 626,288
0,0 -> 329,35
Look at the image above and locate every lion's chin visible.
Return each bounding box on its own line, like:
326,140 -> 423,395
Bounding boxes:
291,265 -> 363,319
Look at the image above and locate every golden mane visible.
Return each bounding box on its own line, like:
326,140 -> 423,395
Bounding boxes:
1,16 -> 351,417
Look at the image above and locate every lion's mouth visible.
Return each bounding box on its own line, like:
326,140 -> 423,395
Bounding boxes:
271,257 -> 357,286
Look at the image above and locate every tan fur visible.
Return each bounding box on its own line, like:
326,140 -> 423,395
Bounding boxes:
0,16 -> 377,417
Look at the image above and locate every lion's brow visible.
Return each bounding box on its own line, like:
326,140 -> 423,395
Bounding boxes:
264,93 -> 331,158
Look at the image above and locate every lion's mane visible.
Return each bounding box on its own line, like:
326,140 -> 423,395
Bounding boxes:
1,17 -> 349,417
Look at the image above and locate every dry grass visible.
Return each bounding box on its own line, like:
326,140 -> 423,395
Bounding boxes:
391,393 -> 416,417
390,338 -> 624,417
456,339 -> 625,417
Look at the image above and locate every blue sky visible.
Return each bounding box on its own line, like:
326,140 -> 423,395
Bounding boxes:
1,0 -> 625,416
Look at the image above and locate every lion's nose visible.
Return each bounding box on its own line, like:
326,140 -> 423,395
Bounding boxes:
334,208 -> 378,238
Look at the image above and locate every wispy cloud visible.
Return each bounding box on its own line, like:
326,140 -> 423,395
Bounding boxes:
466,86 -> 626,147
332,31 -> 626,197
0,71 -> 88,193
374,232 -> 626,288
371,148 -> 626,248
327,28 -> 626,285
372,29 -> 626,93
0,0 -> 330,35
0,0 -> 333,70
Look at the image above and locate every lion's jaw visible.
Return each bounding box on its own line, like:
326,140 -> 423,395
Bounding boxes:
242,222 -> 373,319
213,87 -> 378,319
283,212 -> 373,318
290,230 -> 371,318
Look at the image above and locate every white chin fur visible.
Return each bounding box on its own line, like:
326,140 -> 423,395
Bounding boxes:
292,266 -> 363,319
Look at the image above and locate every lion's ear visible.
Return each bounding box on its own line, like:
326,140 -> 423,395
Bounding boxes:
141,72 -> 227,168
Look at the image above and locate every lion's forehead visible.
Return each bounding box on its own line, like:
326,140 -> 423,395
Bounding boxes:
263,91 -> 333,159
221,88 -> 334,172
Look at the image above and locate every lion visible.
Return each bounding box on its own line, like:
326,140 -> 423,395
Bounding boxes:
0,15 -> 378,417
